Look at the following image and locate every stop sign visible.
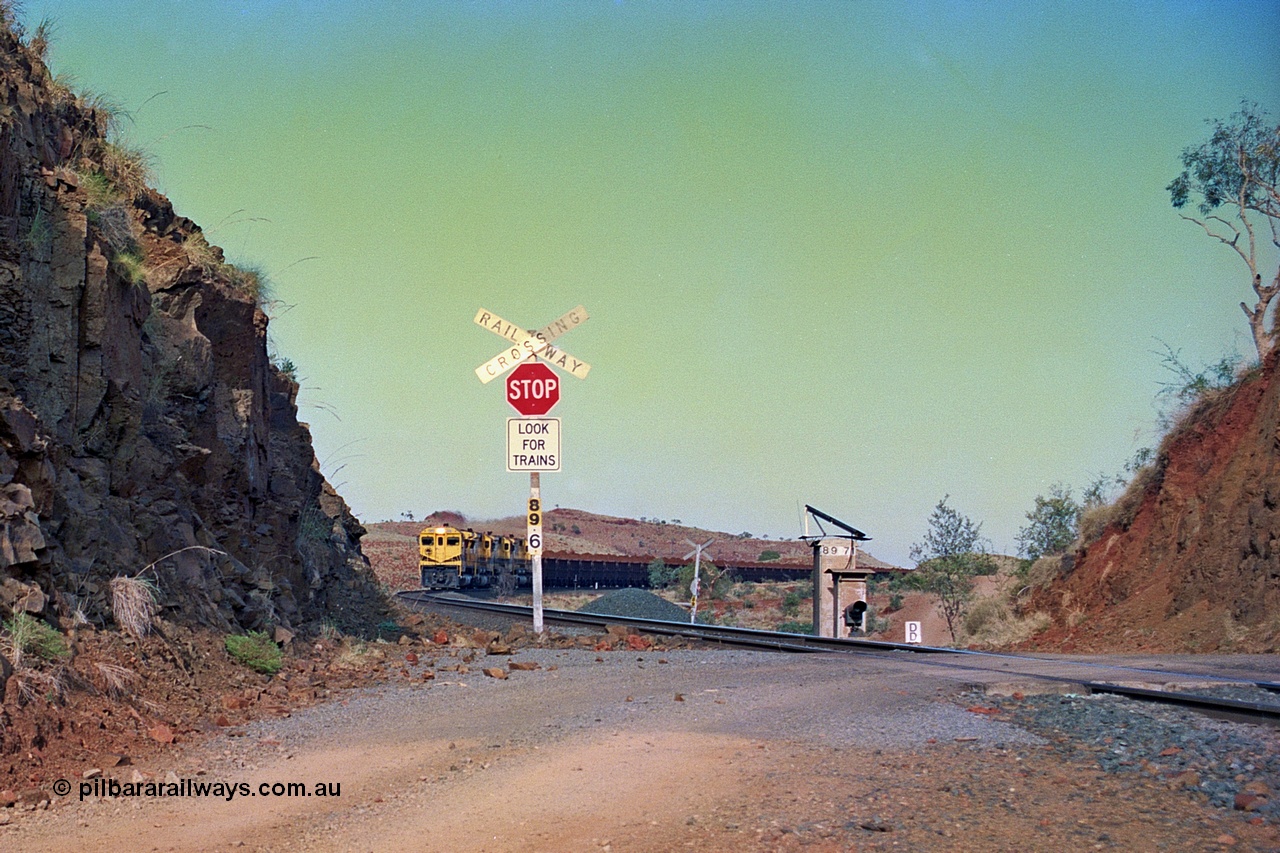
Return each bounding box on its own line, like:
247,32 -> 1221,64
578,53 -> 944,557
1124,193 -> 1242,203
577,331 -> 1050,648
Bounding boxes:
506,362 -> 560,415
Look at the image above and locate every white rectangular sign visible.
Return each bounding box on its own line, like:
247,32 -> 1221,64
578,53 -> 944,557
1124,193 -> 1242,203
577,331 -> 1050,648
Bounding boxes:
904,621 -> 922,644
506,418 -> 561,472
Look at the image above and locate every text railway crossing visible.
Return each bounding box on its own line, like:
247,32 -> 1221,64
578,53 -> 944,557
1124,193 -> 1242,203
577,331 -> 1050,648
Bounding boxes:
474,306 -> 590,384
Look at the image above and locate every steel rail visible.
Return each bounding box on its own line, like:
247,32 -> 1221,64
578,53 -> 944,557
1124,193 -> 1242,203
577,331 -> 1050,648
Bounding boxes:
396,591 -> 1280,724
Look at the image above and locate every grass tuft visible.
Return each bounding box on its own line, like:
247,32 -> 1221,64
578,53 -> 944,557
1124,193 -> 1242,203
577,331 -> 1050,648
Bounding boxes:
99,141 -> 152,201
2,613 -> 71,665
112,248 -> 148,285
109,575 -> 159,638
94,662 -> 141,699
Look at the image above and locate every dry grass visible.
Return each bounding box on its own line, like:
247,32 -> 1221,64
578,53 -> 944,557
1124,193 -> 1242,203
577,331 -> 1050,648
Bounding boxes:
93,662 -> 141,700
95,204 -> 139,252
964,610 -> 1052,648
12,667 -> 67,706
109,575 -> 159,638
27,17 -> 53,61
98,141 -> 152,201
331,639 -> 387,670
111,249 -> 148,285
181,231 -> 222,270
1024,555 -> 1066,591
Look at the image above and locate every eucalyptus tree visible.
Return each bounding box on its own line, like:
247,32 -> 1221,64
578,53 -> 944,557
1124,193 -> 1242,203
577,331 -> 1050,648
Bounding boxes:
1168,102 -> 1280,361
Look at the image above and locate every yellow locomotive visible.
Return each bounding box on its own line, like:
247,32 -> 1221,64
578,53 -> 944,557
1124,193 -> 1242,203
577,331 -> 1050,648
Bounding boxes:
418,525 -> 531,590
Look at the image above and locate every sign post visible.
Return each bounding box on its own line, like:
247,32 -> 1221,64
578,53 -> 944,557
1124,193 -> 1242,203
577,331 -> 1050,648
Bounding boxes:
528,480 -> 543,634
474,305 -> 590,636
683,539 -> 714,625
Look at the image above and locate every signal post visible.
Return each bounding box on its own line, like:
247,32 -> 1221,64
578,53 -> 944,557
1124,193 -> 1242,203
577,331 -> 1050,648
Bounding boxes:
802,506 -> 873,638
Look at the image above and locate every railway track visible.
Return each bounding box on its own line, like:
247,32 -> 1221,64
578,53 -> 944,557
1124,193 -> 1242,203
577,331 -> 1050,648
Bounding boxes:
397,590 -> 1280,725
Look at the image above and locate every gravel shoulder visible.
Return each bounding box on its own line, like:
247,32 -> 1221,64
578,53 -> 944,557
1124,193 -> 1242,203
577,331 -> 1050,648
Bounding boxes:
6,647 -> 1280,852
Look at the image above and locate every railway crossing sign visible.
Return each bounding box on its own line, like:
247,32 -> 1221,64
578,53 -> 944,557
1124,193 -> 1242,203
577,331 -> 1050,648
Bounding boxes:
474,306 -> 591,384
472,304 -> 592,638
507,362 -> 560,416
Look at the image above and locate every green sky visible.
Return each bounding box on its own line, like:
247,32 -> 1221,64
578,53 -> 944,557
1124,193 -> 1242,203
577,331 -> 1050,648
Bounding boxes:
26,1 -> 1280,564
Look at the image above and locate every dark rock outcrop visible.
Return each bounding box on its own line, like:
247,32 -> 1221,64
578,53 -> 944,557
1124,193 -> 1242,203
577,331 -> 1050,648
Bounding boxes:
0,24 -> 386,636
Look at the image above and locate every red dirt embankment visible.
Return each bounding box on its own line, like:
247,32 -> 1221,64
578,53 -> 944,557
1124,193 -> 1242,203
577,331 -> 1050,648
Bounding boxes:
1029,349 -> 1280,653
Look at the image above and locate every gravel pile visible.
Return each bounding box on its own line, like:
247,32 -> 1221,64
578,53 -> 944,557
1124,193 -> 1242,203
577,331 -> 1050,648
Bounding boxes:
965,686 -> 1280,818
576,587 -> 689,621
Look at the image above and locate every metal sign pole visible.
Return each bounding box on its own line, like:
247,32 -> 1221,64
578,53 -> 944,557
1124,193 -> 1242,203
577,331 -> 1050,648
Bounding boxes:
683,538 -> 713,625
529,472 -> 544,635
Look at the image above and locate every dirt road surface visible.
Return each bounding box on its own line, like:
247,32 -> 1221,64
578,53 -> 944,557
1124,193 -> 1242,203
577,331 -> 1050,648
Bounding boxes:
6,648 -> 1279,852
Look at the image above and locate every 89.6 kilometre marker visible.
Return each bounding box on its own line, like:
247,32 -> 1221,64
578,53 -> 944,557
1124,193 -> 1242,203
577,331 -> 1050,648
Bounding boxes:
506,418 -> 561,472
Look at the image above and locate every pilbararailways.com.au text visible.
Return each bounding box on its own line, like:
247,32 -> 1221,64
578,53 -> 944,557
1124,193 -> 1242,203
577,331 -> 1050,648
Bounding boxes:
68,777 -> 341,802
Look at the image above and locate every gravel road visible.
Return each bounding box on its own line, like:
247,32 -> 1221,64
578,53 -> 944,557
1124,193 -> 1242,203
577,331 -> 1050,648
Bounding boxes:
5,646 -> 1279,852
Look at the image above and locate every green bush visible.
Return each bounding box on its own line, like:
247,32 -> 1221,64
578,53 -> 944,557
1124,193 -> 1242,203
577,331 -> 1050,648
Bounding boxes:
758,550 -> 781,562
647,557 -> 674,589
3,613 -> 70,663
776,620 -> 813,635
225,631 -> 282,675
781,590 -> 802,616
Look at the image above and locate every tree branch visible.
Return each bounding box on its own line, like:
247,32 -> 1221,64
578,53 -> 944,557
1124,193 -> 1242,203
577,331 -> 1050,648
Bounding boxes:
1183,214 -> 1250,267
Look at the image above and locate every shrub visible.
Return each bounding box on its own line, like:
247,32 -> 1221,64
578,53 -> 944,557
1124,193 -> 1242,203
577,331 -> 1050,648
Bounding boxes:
758,550 -> 781,562
865,607 -> 891,635
1016,484 -> 1080,560
2,613 -> 70,664
777,620 -> 813,635
781,590 -> 802,616
225,631 -> 283,675
647,557 -> 672,589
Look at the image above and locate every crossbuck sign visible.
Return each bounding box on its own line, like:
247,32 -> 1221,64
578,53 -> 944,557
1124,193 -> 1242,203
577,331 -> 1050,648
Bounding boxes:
474,306 -> 590,384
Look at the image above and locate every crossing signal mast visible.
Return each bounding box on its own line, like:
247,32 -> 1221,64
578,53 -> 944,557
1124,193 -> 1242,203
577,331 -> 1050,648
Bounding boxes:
800,505 -> 872,638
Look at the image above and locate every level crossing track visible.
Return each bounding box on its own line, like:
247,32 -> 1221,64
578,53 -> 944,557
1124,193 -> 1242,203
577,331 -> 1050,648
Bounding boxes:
397,590 -> 1280,725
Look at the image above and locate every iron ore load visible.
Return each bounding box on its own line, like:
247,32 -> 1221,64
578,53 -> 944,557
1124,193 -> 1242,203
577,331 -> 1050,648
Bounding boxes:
418,525 -> 530,590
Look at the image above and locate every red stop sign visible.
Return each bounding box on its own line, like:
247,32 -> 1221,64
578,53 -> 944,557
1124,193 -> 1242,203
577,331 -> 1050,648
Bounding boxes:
506,362 -> 560,415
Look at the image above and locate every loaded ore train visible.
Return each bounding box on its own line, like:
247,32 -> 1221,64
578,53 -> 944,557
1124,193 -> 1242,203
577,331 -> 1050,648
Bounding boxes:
418,524 -> 814,591
418,526 -> 531,590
